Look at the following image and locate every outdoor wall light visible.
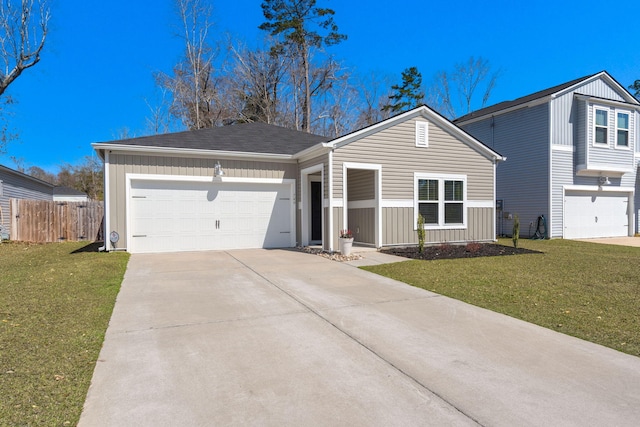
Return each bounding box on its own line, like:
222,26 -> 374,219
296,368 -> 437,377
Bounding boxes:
598,176 -> 611,186
214,161 -> 225,178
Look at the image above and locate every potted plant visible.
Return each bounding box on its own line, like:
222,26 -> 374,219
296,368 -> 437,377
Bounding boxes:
339,229 -> 354,256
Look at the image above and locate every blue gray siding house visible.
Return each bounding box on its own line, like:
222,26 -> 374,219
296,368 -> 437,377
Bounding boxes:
455,71 -> 640,239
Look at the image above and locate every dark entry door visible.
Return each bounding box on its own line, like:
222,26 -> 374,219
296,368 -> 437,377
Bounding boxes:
311,181 -> 322,241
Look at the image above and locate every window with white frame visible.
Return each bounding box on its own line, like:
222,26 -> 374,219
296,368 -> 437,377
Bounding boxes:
616,111 -> 629,148
415,173 -> 466,229
594,108 -> 608,145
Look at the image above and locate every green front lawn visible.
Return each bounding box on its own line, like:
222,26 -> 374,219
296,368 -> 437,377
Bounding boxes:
0,242 -> 129,426
364,238 -> 640,357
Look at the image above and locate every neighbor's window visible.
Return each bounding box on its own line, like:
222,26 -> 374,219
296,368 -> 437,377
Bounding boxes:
415,174 -> 466,228
616,112 -> 629,147
594,108 -> 608,145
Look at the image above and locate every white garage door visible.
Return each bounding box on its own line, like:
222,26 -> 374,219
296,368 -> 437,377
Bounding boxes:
564,191 -> 629,239
129,179 -> 294,253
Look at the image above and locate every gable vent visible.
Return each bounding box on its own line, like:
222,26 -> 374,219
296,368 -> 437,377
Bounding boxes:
415,121 -> 428,147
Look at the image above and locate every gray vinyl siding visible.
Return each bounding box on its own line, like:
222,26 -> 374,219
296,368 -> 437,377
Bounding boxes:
382,207 -> 494,245
585,103 -> 635,168
0,169 -> 53,231
551,149 -> 574,237
107,153 -> 297,250
333,117 -> 496,245
575,100 -> 586,166
298,154 -> 328,199
347,169 -> 375,201
461,103 -> 550,237
333,118 -> 494,201
552,79 -> 626,147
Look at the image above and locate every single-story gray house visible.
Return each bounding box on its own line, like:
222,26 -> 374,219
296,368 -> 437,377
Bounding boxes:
92,106 -> 505,253
53,186 -> 89,202
0,164 -> 54,238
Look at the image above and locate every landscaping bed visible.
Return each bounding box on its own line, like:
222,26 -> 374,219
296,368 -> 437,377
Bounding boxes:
381,242 -> 540,260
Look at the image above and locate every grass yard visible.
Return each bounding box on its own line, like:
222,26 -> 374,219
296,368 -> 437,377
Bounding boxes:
0,241 -> 129,426
364,238 -> 640,357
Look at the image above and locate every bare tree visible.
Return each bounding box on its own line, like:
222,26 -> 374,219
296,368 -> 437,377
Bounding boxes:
0,0 -> 49,96
154,0 -> 230,130
353,72 -> 393,129
429,56 -> 500,119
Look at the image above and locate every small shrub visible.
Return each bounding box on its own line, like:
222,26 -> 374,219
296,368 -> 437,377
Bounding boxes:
417,213 -> 425,253
512,214 -> 520,248
466,242 -> 482,253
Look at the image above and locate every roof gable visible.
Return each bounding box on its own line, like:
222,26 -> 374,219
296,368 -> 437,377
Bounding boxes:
94,122 -> 327,156
455,71 -> 640,124
330,105 -> 505,162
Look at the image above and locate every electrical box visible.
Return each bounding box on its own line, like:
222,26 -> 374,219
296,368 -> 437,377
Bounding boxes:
496,199 -> 503,211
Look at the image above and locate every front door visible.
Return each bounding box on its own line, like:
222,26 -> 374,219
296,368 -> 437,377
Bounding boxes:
311,181 -> 322,242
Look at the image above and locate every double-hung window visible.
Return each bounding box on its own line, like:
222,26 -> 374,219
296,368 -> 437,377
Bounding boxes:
415,173 -> 466,229
616,112 -> 629,148
594,108 -> 608,146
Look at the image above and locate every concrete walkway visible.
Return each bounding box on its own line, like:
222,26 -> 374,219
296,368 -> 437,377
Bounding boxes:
578,236 -> 640,247
80,249 -> 640,426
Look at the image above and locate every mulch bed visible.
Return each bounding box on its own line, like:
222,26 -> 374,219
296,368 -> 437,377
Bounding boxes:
381,243 -> 541,261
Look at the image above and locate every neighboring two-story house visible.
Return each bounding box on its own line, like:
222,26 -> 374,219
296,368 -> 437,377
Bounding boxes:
455,71 -> 640,239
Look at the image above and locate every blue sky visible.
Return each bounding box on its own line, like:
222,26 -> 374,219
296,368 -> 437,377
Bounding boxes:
2,0 -> 638,171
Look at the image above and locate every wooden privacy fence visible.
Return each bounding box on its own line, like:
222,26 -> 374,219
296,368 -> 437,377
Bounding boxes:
10,199 -> 104,243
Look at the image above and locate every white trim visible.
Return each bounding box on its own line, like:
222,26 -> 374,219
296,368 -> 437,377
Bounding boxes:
125,173 -> 297,253
381,199 -> 414,208
564,185 -> 634,193
575,93 -> 640,110
467,200 -> 495,208
593,106 -> 610,147
294,142 -> 332,162
332,198 -> 344,208
342,162 -> 383,248
551,145 -> 574,152
328,150 -> 334,251
92,143 -> 296,161
415,120 -> 428,147
549,98 -> 554,236
300,164 -> 324,247
615,110 -> 631,150
104,151 -> 111,250
414,172 -> 468,230
347,199 -> 376,209
576,164 -> 632,176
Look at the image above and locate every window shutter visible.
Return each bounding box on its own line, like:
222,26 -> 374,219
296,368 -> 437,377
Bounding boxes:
415,121 -> 428,147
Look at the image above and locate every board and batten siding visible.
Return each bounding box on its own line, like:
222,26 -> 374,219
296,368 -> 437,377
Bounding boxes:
0,169 -> 53,230
333,116 -> 497,245
107,153 -> 297,250
382,207 -> 494,245
552,79 -> 627,148
461,103 -> 550,237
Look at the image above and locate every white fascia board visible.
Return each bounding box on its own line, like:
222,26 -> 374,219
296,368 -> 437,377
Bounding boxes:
91,143 -> 296,162
293,142 -> 332,161
574,94 -> 640,111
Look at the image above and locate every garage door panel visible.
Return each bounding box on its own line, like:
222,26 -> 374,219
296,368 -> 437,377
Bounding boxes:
564,191 -> 629,239
129,180 -> 293,253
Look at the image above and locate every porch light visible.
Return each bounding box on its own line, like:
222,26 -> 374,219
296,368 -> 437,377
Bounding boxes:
214,161 -> 225,178
598,176 -> 611,186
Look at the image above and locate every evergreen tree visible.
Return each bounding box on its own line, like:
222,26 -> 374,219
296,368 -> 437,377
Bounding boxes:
382,67 -> 424,113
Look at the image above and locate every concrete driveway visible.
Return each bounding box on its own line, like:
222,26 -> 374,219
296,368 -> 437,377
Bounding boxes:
80,249 -> 640,426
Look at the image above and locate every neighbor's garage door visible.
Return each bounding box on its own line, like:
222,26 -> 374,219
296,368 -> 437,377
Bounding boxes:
129,180 -> 293,253
564,191 -> 629,239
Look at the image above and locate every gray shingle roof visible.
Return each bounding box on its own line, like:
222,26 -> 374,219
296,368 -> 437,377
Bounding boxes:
97,122 -> 327,155
53,186 -> 87,196
454,73 -> 598,123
